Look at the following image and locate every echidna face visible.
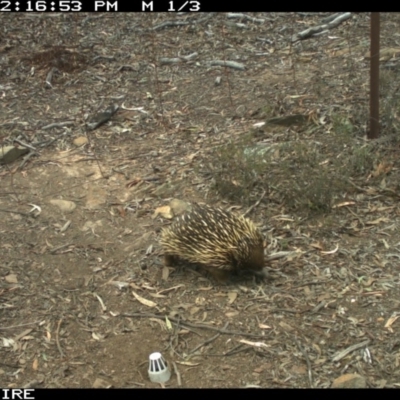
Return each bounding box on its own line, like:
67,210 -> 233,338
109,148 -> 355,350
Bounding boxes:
239,240 -> 265,272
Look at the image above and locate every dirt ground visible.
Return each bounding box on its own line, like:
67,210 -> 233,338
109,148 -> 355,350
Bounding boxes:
1,13 -> 400,388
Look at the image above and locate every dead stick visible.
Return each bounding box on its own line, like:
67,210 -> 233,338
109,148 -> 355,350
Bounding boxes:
294,337 -> 313,388
121,313 -> 265,338
0,208 -> 30,216
188,322 -> 228,355
171,361 -> 182,386
243,190 -> 266,217
0,321 -> 41,330
55,318 -> 65,357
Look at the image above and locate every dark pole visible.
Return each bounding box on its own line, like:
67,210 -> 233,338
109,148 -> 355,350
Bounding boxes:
369,12 -> 380,139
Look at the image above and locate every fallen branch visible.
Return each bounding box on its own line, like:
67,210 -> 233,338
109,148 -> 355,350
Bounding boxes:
294,337 -> 313,387
55,318 -> 65,358
121,312 -> 266,338
292,12 -> 352,42
188,322 -> 228,355
42,121 -> 74,130
227,13 -> 269,23
209,60 -> 245,70
331,339 -> 370,362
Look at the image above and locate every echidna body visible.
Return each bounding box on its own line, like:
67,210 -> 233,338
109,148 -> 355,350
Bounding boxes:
160,204 -> 265,280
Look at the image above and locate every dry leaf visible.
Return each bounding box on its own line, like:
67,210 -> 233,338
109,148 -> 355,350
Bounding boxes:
321,245 -> 339,255
153,205 -> 174,219
239,339 -> 270,348
310,242 -> 324,250
15,329 -> 34,341
385,315 -> 399,333
92,332 -> 105,341
148,292 -> 167,298
92,378 -> 110,388
226,311 -> 239,318
129,282 -> 141,290
190,307 -> 200,315
126,177 -> 142,188
187,152 -> 199,161
132,290 -> 157,307
149,318 -> 167,330
227,292 -> 238,304
158,284 -> 185,294
372,162 -> 393,177
176,361 -> 200,366
21,336 -> 34,341
332,201 -> 356,208
32,358 -> 38,371
366,218 -> 390,225
165,317 -> 173,331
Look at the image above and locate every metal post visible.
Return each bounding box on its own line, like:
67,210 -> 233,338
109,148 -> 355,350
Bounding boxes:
369,13 -> 380,139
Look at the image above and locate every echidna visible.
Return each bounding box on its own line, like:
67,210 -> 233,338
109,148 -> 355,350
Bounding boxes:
160,203 -> 265,281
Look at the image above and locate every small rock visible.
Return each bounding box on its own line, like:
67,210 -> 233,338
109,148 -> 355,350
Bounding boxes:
49,199 -> 76,213
331,373 -> 367,388
73,136 -> 88,146
5,274 -> 18,284
92,378 -> 111,388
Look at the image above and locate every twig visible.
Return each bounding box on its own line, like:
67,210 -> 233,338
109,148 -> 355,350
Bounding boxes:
347,178 -> 368,192
41,121 -> 75,130
292,12 -> 352,42
13,139 -> 37,152
0,208 -> 30,216
0,362 -> 20,368
46,67 -> 58,87
152,20 -> 189,30
50,243 -> 72,254
37,130 -> 71,149
227,13 -> 267,23
243,190 -> 266,217
55,318 -> 65,358
121,312 -> 266,338
331,340 -> 370,362
188,322 -> 228,355
321,13 -> 342,24
171,361 -> 182,386
294,337 -> 313,388
0,321 -> 41,330
223,344 -> 247,356
152,15 -> 213,31
94,293 -> 107,312
19,152 -> 37,170
209,60 -> 245,70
